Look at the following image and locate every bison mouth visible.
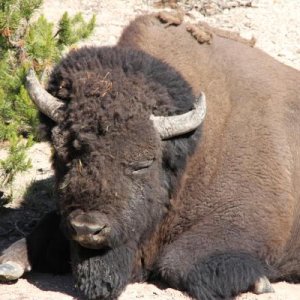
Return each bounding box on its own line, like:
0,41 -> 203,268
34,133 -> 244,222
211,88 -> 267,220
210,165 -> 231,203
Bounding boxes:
72,225 -> 111,250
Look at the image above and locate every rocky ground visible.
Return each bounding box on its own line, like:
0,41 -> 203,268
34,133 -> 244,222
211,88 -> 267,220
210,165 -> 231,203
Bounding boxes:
0,0 -> 300,299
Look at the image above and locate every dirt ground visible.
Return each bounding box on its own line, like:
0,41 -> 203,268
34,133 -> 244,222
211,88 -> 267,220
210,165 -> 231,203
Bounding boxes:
0,0 -> 300,299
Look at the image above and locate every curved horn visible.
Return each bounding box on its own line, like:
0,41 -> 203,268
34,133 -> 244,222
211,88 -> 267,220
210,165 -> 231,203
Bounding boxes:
25,68 -> 65,122
150,92 -> 206,139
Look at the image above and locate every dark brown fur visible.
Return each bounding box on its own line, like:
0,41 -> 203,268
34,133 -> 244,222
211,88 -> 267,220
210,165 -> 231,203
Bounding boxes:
1,14 -> 300,300
39,45 -> 203,299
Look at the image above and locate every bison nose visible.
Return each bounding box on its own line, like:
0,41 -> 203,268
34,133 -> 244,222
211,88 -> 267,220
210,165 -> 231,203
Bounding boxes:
67,211 -> 111,248
69,214 -> 107,236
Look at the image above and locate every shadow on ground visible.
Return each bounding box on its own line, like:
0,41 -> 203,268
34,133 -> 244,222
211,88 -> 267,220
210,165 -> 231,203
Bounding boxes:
0,176 -> 80,298
0,176 -> 56,252
26,272 -> 78,298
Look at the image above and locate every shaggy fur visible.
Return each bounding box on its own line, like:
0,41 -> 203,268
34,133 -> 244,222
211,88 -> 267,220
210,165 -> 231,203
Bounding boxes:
71,242 -> 136,300
44,46 -> 200,196
184,253 -> 271,299
1,13 -> 300,300
42,45 -> 202,299
158,252 -> 272,300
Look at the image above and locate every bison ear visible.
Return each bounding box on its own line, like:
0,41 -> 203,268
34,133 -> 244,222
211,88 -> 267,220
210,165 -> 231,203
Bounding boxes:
25,68 -> 65,123
150,92 -> 206,140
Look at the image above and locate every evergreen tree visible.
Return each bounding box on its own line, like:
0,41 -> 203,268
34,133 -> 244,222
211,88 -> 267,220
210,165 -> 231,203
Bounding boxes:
0,0 -> 96,190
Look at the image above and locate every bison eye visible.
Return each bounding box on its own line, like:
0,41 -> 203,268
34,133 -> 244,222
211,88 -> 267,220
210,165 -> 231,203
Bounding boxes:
129,159 -> 154,175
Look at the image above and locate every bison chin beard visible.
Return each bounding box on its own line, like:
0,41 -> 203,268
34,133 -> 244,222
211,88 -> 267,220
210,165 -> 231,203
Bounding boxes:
71,241 -> 136,300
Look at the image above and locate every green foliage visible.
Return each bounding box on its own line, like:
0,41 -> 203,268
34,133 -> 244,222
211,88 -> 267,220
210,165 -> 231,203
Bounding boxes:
0,0 -> 96,188
0,53 -> 34,140
0,1 -> 96,144
25,15 -> 60,68
57,12 -> 96,48
0,0 -> 42,32
14,85 -> 40,137
19,0 -> 43,21
0,135 -> 33,187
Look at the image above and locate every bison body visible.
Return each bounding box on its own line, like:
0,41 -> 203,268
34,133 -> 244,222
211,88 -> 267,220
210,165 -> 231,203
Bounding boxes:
1,14 -> 300,300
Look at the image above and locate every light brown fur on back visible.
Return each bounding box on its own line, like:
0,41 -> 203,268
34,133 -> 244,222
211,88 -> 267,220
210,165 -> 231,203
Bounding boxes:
118,14 -> 300,278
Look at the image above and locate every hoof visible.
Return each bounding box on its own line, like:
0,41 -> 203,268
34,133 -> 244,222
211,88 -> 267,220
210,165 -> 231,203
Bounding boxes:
0,261 -> 24,281
253,276 -> 275,294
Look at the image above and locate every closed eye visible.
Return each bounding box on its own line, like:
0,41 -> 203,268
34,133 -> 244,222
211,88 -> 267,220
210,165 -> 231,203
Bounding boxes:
130,159 -> 154,175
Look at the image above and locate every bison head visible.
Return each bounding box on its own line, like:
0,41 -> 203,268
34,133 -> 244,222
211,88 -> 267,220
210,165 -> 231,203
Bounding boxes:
26,47 -> 206,251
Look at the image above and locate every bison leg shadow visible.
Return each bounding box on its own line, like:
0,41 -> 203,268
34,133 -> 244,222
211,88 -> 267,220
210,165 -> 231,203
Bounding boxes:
156,249 -> 273,300
26,210 -> 71,274
0,211 -> 70,280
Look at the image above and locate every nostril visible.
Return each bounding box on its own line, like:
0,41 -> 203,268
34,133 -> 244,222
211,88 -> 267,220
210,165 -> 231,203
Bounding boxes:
68,211 -> 111,239
92,225 -> 107,236
69,218 -> 107,236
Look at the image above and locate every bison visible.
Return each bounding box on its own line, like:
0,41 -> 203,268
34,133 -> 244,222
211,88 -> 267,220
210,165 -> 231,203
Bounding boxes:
1,13 -> 300,300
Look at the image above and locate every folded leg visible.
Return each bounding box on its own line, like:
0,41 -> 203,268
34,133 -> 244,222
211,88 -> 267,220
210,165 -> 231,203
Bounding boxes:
156,235 -> 274,299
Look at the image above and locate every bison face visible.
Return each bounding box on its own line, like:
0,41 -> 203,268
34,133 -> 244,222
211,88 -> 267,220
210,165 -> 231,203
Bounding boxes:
56,116 -> 168,250
27,47 -> 206,251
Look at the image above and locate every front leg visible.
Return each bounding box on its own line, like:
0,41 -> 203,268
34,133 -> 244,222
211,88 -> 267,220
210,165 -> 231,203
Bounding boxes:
71,242 -> 137,300
155,232 -> 274,300
0,238 -> 31,281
